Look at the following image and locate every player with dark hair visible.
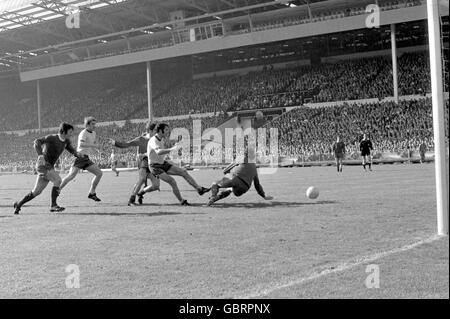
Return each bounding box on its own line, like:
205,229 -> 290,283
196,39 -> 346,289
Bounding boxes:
360,133 -> 373,171
59,116 -> 103,201
108,121 -> 160,206
332,136 -> 346,172
207,135 -> 273,206
13,123 -> 81,214
137,123 -> 210,206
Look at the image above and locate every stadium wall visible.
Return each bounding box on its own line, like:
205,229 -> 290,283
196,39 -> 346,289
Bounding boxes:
193,59 -> 310,80
19,4 -> 429,82
320,44 -> 432,62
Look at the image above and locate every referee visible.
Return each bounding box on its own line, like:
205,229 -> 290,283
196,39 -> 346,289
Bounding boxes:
359,134 -> 373,171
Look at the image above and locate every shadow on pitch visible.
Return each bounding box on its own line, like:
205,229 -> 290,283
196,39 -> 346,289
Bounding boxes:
60,211 -> 183,217
210,200 -> 338,209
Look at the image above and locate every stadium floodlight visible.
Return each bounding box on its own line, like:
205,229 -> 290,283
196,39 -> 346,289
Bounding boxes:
426,0 -> 449,236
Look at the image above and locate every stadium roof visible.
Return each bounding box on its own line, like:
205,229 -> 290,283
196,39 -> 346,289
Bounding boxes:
0,0 -> 319,70
0,0 -> 448,74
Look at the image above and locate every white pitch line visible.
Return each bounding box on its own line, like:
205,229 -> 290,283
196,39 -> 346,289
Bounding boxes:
237,234 -> 445,299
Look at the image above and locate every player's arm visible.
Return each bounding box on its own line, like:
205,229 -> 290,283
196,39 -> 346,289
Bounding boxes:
33,136 -> 46,156
109,136 -> 141,149
223,162 -> 238,175
33,136 -> 48,166
253,174 -> 272,200
151,140 -> 179,156
65,141 -> 81,158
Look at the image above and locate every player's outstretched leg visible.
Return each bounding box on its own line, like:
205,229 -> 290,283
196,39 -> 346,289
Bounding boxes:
86,164 -> 103,201
129,168 -> 148,205
208,189 -> 232,206
45,169 -> 65,212
167,165 -> 210,196
137,173 -> 160,205
59,166 -> 79,190
207,176 -> 233,206
159,173 -> 189,205
13,175 -> 48,214
136,173 -> 160,205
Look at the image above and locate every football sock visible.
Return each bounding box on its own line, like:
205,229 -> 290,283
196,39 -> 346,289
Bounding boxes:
51,186 -> 60,207
218,190 -> 232,200
17,192 -> 35,208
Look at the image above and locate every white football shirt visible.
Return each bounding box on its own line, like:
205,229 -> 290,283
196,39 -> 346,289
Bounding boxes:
77,129 -> 96,156
147,135 -> 165,164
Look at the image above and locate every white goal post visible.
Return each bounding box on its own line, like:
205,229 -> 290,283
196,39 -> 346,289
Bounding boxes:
427,0 -> 449,235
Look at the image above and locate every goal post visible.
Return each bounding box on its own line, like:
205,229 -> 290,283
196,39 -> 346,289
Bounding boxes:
426,0 -> 449,235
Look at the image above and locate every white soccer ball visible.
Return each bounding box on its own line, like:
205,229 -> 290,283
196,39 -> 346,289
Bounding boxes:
306,186 -> 319,199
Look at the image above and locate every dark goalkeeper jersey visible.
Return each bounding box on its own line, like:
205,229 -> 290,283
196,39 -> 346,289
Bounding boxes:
34,134 -> 77,167
231,163 -> 265,198
360,140 -> 373,153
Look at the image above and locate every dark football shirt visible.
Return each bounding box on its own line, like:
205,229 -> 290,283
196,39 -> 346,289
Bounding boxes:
332,141 -> 346,155
34,134 -> 77,167
231,163 -> 265,198
360,140 -> 373,153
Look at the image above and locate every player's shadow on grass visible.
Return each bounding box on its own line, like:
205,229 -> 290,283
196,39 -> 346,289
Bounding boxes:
61,212 -> 183,217
211,200 -> 337,209
138,202 -> 206,208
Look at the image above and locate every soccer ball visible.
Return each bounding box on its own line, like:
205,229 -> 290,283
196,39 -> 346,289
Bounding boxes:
306,186 -> 319,199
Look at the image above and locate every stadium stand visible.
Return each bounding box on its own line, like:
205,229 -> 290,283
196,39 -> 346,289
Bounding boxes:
0,114 -> 228,172
1,98 -> 448,172
0,51 -> 434,132
267,98 -> 449,161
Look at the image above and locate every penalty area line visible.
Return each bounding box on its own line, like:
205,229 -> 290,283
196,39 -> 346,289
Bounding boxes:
237,234 -> 444,299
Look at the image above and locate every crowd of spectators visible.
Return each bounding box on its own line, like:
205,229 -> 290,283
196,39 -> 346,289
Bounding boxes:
0,114 -> 228,172
266,97 -> 449,161
234,0 -> 424,35
1,97 -> 448,171
234,52 -> 432,110
0,51 -> 435,131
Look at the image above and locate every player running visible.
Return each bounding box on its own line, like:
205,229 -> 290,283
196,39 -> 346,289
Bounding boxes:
108,121 -> 160,206
13,123 -> 81,214
359,134 -> 373,171
207,137 -> 273,206
110,149 -> 119,177
137,123 -> 210,205
331,136 -> 346,172
59,116 -> 103,201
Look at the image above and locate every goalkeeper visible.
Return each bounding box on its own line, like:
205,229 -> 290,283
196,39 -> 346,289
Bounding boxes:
207,137 -> 273,206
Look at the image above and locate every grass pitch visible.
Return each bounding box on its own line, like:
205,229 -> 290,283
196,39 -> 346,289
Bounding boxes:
0,163 -> 448,298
